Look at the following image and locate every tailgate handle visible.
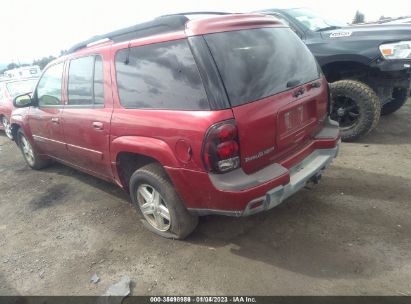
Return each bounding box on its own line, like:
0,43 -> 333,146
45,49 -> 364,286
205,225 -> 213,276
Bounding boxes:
51,117 -> 60,124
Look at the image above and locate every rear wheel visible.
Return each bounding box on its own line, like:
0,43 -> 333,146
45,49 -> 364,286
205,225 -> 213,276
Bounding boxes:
17,129 -> 51,170
330,80 -> 381,142
129,163 -> 198,239
2,117 -> 13,140
381,88 -> 409,115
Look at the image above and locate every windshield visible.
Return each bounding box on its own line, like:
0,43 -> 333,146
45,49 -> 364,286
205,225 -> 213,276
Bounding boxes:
6,79 -> 38,98
285,8 -> 347,31
204,27 -> 320,106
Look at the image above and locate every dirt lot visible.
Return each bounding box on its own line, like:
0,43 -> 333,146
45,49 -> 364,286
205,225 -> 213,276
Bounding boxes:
0,101 -> 410,296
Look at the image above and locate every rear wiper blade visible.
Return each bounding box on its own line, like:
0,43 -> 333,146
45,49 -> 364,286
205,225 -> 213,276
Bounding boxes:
316,26 -> 342,32
287,79 -> 302,88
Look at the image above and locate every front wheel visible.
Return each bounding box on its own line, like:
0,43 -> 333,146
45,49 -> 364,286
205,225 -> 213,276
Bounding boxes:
330,80 -> 381,142
17,129 -> 51,170
2,116 -> 13,140
129,163 -> 198,239
381,88 -> 409,115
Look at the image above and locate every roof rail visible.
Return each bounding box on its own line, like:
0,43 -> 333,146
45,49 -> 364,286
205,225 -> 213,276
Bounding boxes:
67,15 -> 189,54
160,11 -> 231,17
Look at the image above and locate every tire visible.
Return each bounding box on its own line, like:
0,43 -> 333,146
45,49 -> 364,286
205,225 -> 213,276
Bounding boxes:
330,80 -> 381,142
17,129 -> 51,170
381,88 -> 409,115
2,116 -> 13,140
129,163 -> 198,239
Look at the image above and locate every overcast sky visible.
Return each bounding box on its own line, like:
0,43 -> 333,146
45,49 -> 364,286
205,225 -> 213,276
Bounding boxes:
0,0 -> 409,63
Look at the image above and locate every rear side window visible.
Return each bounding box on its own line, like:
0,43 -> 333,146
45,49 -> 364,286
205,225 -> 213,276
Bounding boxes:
68,55 -> 105,106
115,39 -> 209,110
94,57 -> 105,105
204,28 -> 320,106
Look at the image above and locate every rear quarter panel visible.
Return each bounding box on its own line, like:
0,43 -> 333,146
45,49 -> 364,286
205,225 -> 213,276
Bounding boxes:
108,38 -> 234,173
109,109 -> 234,171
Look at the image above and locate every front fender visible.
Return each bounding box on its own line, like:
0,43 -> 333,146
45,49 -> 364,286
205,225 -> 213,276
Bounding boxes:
110,136 -> 180,168
317,54 -> 373,67
10,114 -> 25,143
10,113 -> 24,125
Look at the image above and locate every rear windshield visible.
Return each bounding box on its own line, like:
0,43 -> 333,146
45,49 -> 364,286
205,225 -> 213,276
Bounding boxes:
204,27 -> 320,107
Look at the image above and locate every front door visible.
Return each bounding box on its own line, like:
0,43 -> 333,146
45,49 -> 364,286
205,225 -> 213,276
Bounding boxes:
29,62 -> 67,160
61,55 -> 113,179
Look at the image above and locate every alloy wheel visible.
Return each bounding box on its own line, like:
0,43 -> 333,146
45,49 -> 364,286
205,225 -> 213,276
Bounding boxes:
330,96 -> 361,130
2,117 -> 13,139
20,135 -> 35,166
137,184 -> 171,232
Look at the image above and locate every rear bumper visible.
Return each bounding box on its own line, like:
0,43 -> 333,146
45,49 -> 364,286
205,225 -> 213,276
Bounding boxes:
166,118 -> 340,216
242,142 -> 339,216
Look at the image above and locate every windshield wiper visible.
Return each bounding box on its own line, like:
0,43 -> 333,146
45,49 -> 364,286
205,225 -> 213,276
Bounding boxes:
316,26 -> 342,32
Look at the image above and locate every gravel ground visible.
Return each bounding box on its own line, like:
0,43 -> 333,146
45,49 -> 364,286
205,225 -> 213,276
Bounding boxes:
0,100 -> 410,296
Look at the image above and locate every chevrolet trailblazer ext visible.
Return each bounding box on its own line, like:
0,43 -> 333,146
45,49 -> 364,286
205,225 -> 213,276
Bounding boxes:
11,13 -> 340,238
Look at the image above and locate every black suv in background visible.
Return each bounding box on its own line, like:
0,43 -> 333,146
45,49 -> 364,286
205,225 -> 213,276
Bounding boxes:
258,8 -> 411,141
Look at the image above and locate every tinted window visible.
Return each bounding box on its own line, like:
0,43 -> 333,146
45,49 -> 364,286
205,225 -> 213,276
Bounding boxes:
68,56 -> 105,106
94,57 -> 104,105
204,28 -> 320,106
68,56 -> 94,105
115,39 -> 209,110
37,63 -> 64,106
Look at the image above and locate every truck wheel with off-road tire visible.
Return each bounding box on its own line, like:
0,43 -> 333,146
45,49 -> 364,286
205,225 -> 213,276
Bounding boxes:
381,88 -> 409,115
129,163 -> 198,239
330,80 -> 381,142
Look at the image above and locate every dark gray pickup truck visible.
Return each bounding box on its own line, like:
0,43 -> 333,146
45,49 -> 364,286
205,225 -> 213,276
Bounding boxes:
258,8 -> 411,141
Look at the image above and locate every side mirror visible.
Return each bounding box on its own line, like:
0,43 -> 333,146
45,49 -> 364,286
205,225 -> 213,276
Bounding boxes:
13,93 -> 33,108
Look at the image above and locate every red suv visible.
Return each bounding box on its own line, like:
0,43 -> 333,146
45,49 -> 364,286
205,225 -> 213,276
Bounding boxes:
11,13 -> 340,238
0,77 -> 38,139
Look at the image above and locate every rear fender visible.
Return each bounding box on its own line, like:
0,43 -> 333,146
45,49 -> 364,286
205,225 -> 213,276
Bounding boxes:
110,136 -> 179,187
111,136 -> 179,167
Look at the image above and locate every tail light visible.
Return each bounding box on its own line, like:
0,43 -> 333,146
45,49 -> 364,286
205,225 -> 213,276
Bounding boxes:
202,120 -> 240,173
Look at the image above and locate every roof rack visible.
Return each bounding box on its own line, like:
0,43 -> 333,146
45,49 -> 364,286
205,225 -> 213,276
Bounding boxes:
160,11 -> 231,17
67,15 -> 190,54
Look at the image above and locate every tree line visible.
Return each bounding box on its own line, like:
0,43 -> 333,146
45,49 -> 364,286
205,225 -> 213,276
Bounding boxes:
1,55 -> 57,74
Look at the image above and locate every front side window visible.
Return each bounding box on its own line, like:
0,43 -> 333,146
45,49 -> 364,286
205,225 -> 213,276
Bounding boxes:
271,13 -> 302,38
68,55 -> 105,106
204,27 -> 321,106
37,63 -> 64,106
115,39 -> 209,110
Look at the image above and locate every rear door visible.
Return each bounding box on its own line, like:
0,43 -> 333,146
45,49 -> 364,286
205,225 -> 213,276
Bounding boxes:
204,27 -> 327,174
29,62 -> 67,159
61,54 -> 113,179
